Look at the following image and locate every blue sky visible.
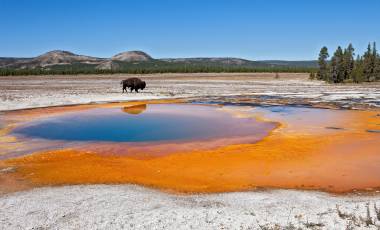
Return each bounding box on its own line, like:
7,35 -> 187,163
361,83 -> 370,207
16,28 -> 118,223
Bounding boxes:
1,0 -> 379,60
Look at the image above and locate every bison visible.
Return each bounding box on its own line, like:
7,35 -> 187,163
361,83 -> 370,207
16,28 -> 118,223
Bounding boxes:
120,77 -> 146,93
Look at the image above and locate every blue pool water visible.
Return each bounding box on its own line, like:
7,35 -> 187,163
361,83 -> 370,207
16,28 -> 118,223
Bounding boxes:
13,104 -> 276,142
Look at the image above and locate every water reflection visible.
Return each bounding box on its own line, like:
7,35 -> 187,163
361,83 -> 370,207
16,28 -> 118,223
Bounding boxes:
122,104 -> 147,115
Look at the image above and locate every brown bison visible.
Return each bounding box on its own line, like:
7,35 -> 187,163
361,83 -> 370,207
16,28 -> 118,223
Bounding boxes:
120,77 -> 146,93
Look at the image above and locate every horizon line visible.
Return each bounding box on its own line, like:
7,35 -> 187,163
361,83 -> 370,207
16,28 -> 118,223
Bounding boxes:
0,49 -> 318,62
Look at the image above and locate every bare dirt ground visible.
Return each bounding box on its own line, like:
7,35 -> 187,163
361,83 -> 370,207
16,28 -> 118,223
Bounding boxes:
1,73 -> 380,229
0,73 -> 379,111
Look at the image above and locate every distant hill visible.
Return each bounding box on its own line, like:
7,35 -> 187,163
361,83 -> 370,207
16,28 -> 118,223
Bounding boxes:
0,50 -> 104,69
0,50 -> 316,75
112,51 -> 152,62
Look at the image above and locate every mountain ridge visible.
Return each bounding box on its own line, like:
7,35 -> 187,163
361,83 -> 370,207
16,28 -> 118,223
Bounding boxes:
0,50 -> 317,73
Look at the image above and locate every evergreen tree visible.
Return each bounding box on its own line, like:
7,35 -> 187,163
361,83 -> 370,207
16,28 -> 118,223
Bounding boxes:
375,55 -> 380,81
316,42 -> 380,84
373,42 -> 380,81
371,42 -> 378,81
363,43 -> 375,82
317,46 -> 329,81
338,46 -> 346,83
330,46 -> 345,83
351,55 -> 365,83
330,55 -> 337,83
343,43 -> 355,81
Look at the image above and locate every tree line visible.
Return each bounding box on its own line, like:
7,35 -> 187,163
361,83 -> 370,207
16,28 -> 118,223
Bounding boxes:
312,42 -> 380,83
0,65 -> 314,76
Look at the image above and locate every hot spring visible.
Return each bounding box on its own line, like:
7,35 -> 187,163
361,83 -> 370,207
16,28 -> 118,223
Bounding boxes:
11,104 -> 277,142
1,101 -> 379,194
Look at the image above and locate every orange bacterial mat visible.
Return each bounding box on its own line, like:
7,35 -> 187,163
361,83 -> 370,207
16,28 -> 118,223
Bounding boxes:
0,101 -> 379,194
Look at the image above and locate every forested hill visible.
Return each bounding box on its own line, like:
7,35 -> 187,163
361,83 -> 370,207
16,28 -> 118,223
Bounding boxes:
0,50 -> 316,76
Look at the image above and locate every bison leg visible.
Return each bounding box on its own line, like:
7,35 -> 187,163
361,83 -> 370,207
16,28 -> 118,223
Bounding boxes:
135,88 -> 139,93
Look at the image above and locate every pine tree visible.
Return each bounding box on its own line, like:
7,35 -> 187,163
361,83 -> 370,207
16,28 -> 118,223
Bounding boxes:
317,46 -> 329,81
316,42 -> 380,83
373,42 -> 380,81
351,55 -> 365,83
363,43 -> 376,82
330,55 -> 337,83
371,42 -> 378,81
330,46 -> 345,83
343,43 -> 355,81
375,55 -> 380,81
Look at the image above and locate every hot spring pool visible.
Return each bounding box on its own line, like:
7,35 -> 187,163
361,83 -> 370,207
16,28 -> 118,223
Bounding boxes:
1,102 -> 380,194
12,104 -> 277,142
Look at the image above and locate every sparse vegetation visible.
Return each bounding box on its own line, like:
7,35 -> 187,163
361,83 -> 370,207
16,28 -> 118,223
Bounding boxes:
374,203 -> 380,221
317,42 -> 380,83
336,203 -> 380,229
309,71 -> 316,80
